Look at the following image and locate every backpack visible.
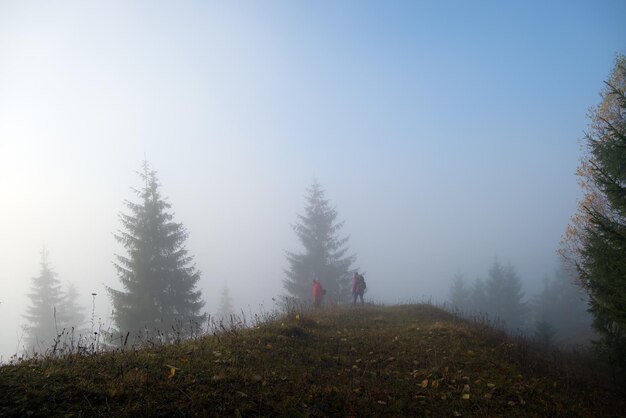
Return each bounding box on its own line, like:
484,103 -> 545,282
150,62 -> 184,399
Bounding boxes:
359,276 -> 367,292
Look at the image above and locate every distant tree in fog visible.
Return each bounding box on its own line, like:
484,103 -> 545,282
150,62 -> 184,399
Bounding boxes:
534,319 -> 556,349
23,250 -> 67,351
469,278 -> 486,313
283,181 -> 356,303
532,269 -> 592,346
218,285 -> 235,320
62,282 -> 86,332
107,161 -> 206,336
484,261 -> 527,331
560,55 -> 626,371
449,274 -> 470,312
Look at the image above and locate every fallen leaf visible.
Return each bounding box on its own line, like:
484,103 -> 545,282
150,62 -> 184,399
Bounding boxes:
461,393 -> 470,400
420,379 -> 429,388
166,365 -> 177,380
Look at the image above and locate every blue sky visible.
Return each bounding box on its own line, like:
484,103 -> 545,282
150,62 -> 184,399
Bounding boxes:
0,1 -> 624,359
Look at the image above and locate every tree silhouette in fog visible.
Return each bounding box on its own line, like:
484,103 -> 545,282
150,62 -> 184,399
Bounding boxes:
532,268 -> 591,346
218,285 -> 235,320
107,161 -> 206,336
62,281 -> 86,333
484,261 -> 527,331
283,181 -> 356,304
449,274 -> 470,312
23,250 -> 67,351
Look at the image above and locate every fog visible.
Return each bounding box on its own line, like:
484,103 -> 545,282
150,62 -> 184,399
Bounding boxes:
1,1 -> 625,360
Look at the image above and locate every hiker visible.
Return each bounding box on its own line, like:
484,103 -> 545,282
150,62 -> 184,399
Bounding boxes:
352,272 -> 366,304
312,279 -> 324,308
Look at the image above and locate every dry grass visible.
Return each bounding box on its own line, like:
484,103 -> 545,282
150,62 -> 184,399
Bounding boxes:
0,303 -> 623,417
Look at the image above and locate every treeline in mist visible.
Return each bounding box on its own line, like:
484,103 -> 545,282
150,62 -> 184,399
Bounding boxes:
447,261 -> 592,348
20,163 -> 358,354
23,250 -> 86,353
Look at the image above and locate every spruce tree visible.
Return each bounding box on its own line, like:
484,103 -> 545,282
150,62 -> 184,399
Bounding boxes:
24,250 -> 67,352
561,55 -> 626,369
107,161 -> 206,336
469,278 -> 486,313
534,319 -> 556,349
449,274 -> 470,312
284,182 -> 356,303
532,269 -> 592,346
484,261 -> 527,331
62,282 -> 86,333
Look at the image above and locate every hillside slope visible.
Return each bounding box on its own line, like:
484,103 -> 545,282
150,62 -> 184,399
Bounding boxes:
0,304 -> 622,417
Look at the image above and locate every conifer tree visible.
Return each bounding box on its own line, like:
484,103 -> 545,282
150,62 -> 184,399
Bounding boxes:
24,250 -> 67,351
284,182 -> 356,303
217,285 -> 235,320
532,269 -> 592,346
469,278 -> 486,313
449,274 -> 470,312
484,261 -> 527,331
534,319 -> 556,349
107,161 -> 206,336
62,282 -> 86,332
561,55 -> 626,368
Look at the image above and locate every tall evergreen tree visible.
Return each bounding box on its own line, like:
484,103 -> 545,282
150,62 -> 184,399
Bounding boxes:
284,182 -> 356,303
107,161 -> 206,336
561,55 -> 626,369
484,261 -> 527,331
24,250 -> 67,351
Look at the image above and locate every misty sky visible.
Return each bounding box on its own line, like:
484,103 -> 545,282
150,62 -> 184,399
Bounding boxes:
1,1 -> 625,360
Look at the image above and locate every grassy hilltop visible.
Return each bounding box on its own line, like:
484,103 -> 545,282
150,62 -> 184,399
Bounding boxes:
0,304 -> 623,417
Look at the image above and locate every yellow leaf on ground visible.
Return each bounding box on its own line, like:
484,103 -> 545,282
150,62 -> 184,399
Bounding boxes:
461,393 -> 470,400
166,365 -> 177,379
420,379 -> 429,388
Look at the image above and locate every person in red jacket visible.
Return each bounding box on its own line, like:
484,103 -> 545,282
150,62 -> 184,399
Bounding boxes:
312,279 -> 324,308
352,272 -> 366,304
